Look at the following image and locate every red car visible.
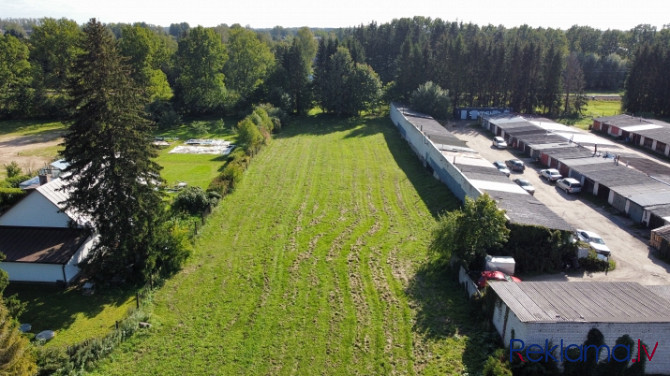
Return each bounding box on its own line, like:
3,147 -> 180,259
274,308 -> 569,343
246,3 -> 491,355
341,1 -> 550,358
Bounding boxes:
477,270 -> 521,289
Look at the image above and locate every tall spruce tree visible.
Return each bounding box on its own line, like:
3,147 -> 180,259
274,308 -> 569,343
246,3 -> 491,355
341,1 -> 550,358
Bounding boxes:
61,19 -> 168,282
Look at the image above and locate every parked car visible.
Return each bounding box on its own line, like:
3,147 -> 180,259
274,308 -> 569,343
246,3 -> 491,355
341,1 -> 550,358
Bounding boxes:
505,159 -> 525,172
539,168 -> 562,182
556,178 -> 582,193
492,136 -> 507,149
575,229 -> 611,258
513,178 -> 535,195
477,270 -> 521,289
493,161 -> 511,177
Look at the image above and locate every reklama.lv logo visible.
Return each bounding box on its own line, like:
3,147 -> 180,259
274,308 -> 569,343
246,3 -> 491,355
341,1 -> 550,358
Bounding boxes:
510,339 -> 659,363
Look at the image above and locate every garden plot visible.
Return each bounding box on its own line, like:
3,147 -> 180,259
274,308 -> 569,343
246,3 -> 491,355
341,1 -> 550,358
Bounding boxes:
169,139 -> 235,155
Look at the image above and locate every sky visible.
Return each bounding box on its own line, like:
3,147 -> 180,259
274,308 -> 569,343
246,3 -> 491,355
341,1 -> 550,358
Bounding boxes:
2,0 -> 668,31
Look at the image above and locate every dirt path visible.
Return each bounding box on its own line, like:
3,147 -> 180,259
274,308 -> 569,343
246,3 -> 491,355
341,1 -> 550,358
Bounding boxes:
0,131 -> 63,173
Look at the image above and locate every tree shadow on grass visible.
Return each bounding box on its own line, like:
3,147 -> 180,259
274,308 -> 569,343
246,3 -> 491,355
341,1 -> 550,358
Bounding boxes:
5,283 -> 135,334
275,113 -> 459,218
381,125 -> 460,218
406,261 -> 500,374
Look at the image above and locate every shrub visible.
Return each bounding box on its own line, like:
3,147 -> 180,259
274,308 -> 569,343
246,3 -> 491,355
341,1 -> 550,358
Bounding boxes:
482,348 -> 512,376
5,161 -> 22,178
579,250 -> 612,272
0,187 -> 27,211
410,81 -> 451,119
501,225 -> 575,274
172,186 -> 219,215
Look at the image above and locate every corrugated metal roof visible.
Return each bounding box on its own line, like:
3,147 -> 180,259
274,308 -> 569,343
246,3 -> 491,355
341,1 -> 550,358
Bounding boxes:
0,226 -> 90,264
490,281 -> 670,323
33,178 -> 89,225
486,191 -> 573,231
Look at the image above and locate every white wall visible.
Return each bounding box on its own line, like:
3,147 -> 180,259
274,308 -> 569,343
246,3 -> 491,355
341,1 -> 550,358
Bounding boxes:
390,104 -> 482,202
63,235 -> 96,283
0,262 -> 65,283
492,300 -> 670,374
0,192 -> 70,228
0,235 -> 95,284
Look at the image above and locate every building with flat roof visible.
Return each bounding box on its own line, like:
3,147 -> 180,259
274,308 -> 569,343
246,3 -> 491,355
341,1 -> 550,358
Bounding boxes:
594,114 -> 670,157
490,281 -> 670,374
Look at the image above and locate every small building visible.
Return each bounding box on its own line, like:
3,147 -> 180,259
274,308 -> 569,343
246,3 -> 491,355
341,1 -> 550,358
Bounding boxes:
0,226 -> 93,284
593,115 -> 670,157
651,224 -> 670,258
0,178 -> 95,283
490,281 -> 670,374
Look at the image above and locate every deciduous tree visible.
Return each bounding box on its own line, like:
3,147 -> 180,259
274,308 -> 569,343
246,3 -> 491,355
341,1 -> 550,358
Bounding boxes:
174,26 -> 227,115
223,26 -> 274,105
429,194 -> 509,266
0,33 -> 33,118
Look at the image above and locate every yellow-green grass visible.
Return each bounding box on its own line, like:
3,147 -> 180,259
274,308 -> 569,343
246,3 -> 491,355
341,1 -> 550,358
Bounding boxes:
155,119 -> 239,189
0,119 -> 66,137
556,98 -> 623,130
15,144 -> 63,159
156,151 -> 227,189
92,115 -> 493,375
6,284 -> 136,348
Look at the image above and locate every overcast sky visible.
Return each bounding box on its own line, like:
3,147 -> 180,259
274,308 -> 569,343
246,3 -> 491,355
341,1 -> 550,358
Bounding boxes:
2,0 -> 668,30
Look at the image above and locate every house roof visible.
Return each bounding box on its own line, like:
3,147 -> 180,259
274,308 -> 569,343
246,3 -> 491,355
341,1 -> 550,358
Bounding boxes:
0,226 -> 90,264
489,281 -> 670,323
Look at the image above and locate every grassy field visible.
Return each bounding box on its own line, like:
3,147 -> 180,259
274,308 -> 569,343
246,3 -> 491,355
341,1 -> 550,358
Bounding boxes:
91,115 -> 494,375
155,119 -> 238,189
5,284 -> 136,348
557,97 -> 623,129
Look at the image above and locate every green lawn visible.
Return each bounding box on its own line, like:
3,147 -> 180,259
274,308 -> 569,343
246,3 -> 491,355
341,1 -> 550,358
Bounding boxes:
92,115 -> 493,375
556,98 -> 623,129
155,118 -> 239,189
0,119 -> 66,137
5,284 -> 136,348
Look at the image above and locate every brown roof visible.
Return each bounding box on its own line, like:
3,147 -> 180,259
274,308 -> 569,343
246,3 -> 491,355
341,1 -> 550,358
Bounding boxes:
0,226 -> 90,264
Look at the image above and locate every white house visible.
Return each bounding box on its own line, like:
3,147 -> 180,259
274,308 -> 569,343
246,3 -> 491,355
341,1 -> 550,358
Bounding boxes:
489,281 -> 670,374
0,178 -> 95,283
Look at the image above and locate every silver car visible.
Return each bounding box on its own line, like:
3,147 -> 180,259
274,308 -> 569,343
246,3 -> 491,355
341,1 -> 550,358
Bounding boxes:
556,178 -> 582,193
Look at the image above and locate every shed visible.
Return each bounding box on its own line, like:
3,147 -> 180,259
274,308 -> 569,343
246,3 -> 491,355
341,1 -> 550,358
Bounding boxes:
489,281 -> 670,374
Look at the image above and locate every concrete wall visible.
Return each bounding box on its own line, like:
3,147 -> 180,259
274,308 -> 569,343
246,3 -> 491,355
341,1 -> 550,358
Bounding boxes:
458,266 -> 480,298
0,192 -> 70,228
390,103 -> 482,203
492,299 -> 670,374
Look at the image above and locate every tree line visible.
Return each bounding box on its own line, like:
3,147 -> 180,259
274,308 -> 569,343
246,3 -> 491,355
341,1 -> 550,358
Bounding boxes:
2,17 -> 670,121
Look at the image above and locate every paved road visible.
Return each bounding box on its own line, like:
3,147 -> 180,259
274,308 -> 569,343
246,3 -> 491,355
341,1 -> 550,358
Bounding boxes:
448,122 -> 670,285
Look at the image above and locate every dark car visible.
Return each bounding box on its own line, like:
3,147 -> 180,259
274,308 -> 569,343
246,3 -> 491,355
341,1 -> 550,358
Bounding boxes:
505,159 -> 525,172
513,178 -> 535,195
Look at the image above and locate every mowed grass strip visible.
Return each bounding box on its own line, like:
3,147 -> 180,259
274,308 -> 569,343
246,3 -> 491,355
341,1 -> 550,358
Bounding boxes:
93,115 -> 488,375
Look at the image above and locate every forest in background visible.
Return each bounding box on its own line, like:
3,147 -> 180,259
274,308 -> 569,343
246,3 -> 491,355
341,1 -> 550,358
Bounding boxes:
1,17 -> 670,123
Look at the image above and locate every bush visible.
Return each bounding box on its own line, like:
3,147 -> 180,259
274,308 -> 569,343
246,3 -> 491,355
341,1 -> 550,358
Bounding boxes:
5,161 -> 22,178
0,187 -> 27,211
482,348 -> 512,376
501,225 -> 575,274
579,250 -> 613,272
172,186 -> 220,215
410,81 -> 451,119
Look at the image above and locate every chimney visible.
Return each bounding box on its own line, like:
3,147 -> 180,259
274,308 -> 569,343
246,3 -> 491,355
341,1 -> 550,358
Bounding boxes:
38,173 -> 50,185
